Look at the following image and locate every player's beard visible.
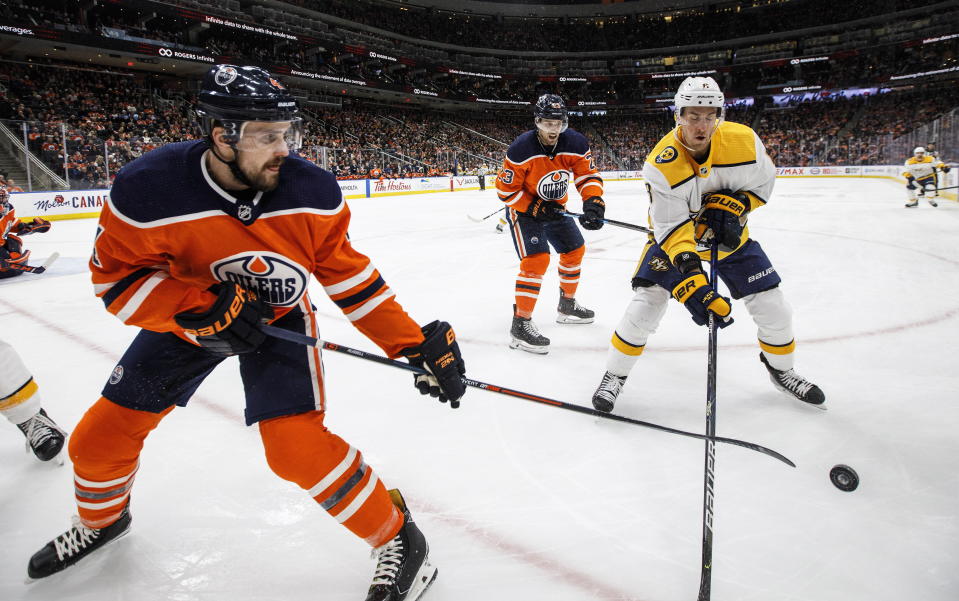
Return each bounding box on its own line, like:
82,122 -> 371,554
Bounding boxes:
240,155 -> 285,192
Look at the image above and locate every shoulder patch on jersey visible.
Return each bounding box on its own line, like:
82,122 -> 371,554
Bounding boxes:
644,130 -> 694,189
655,146 -> 678,164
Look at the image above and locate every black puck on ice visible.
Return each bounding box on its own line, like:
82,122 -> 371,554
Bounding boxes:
829,464 -> 859,492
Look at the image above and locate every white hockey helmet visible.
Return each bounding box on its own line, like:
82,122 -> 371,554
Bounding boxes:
674,76 -> 725,122
914,146 -> 926,156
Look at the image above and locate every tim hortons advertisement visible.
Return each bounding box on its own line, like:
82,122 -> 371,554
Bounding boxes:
10,190 -> 109,220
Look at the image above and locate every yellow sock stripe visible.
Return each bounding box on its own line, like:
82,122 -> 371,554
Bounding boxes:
759,339 -> 795,355
0,379 -> 38,411
611,332 -> 645,356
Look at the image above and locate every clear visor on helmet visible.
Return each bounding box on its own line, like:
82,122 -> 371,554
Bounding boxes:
535,116 -> 568,135
233,118 -> 304,153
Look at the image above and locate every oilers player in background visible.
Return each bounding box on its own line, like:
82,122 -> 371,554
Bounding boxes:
903,146 -> 949,208
495,94 -> 606,354
27,65 -> 466,601
591,76 -> 825,412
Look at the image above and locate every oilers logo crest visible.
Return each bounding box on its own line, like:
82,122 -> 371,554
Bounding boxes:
214,65 -> 238,86
536,170 -> 570,201
212,251 -> 309,306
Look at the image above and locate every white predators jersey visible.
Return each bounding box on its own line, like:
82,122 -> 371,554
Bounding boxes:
641,120 -> 775,261
903,155 -> 945,180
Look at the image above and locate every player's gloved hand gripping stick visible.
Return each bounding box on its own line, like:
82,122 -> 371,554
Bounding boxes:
175,282 -> 275,356
260,324 -> 794,466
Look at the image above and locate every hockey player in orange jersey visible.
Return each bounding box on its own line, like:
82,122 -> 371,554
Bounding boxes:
495,94 -> 606,354
0,187 -> 52,279
27,65 -> 465,601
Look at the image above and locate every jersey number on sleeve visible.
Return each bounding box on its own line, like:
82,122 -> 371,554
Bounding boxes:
499,169 -> 514,184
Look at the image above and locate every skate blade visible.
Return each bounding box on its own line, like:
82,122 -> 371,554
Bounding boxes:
404,558 -> 438,601
591,400 -> 614,413
25,525 -> 132,583
556,314 -> 594,324
771,381 -> 827,410
508,338 -> 549,354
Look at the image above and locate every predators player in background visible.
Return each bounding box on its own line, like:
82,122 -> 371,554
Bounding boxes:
904,146 -> 949,208
591,77 -> 825,413
27,65 -> 465,601
495,94 -> 606,354
0,338 -> 67,462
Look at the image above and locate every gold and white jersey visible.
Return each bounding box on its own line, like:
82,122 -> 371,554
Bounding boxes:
641,120 -> 775,262
903,155 -> 946,180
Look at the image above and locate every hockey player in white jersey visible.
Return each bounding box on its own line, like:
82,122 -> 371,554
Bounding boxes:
904,146 -> 949,208
0,338 -> 66,462
591,76 -> 824,412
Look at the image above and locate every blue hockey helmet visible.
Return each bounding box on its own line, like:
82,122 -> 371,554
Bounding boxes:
533,94 -> 568,133
195,65 -> 302,150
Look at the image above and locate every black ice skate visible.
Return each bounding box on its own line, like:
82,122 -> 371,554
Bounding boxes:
928,197 -> 938,207
592,372 -> 626,413
904,199 -> 918,208
366,489 -> 437,601
509,311 -> 550,354
556,293 -> 595,324
760,353 -> 825,406
17,408 -> 66,462
28,504 -> 132,579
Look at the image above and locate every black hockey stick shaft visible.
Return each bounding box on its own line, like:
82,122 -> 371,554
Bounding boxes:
261,324 -> 794,466
560,211 -> 653,234
469,206 -> 505,221
698,244 -> 720,601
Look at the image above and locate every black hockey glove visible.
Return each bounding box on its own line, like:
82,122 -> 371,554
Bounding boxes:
579,196 -> 605,230
525,197 -> 564,221
696,190 -> 750,249
671,251 -> 733,329
401,320 -> 466,408
941,165 -> 951,173
16,217 -> 51,236
905,176 -> 917,190
174,282 -> 274,357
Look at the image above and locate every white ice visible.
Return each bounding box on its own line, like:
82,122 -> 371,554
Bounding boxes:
1,178 -> 958,601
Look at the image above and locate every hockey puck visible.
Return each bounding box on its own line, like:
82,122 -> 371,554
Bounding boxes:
829,465 -> 859,492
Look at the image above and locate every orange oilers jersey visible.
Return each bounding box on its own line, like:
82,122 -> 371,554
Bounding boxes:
495,128 -> 603,212
92,140 -> 424,357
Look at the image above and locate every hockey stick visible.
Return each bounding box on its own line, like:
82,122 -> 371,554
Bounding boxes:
697,243 -> 720,601
467,206 -> 505,222
260,324 -> 795,466
5,252 -> 59,275
560,211 -> 653,235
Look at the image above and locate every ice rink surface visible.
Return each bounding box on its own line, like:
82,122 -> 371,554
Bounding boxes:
2,178 -> 958,601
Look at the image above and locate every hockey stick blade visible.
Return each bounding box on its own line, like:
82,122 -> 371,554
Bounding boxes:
261,325 -> 795,467
560,211 -> 653,235
8,251 -> 59,274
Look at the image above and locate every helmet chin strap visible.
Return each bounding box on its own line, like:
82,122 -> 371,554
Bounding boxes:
672,126 -> 699,153
208,141 -> 255,189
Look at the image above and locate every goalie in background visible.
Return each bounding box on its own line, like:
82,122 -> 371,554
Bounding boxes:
0,338 -> 67,462
0,187 -> 52,279
904,146 -> 950,208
